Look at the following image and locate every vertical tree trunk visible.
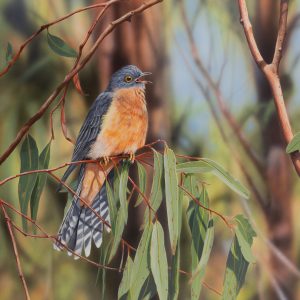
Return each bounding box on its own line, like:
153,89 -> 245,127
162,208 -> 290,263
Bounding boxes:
253,1 -> 295,298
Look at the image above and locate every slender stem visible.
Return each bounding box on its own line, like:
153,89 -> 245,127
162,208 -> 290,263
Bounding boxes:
0,203 -> 31,299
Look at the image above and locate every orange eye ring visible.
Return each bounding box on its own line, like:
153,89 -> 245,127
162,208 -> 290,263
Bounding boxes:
124,75 -> 133,83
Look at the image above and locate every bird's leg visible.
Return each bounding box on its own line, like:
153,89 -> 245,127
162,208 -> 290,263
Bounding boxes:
98,156 -> 110,166
128,152 -> 135,164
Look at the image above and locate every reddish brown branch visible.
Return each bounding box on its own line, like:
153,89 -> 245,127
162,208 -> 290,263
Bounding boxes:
0,0 -> 163,165
179,0 -> 265,180
0,203 -> 31,299
237,0 -> 300,177
0,0 -> 121,77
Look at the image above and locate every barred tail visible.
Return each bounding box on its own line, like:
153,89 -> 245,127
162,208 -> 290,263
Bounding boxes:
54,165 -> 110,258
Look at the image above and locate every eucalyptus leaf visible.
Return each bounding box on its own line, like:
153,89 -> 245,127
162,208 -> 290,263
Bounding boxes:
18,135 -> 39,230
286,132 -> 300,154
150,221 -> 168,300
144,151 -> 164,224
6,42 -> 13,62
47,31 -> 77,58
135,162 -> 147,207
177,159 -> 249,199
129,222 -> 153,300
118,256 -> 133,300
30,142 -> 51,222
164,148 -> 179,255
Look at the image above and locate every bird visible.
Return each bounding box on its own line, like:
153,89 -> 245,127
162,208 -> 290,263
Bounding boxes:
54,65 -> 151,258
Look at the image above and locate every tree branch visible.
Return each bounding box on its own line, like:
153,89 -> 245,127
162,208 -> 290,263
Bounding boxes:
0,203 -> 30,300
238,0 -> 300,177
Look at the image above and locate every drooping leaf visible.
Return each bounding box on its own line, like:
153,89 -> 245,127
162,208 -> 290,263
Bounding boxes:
109,211 -> 126,262
169,243 -> 180,300
234,215 -> 256,263
135,162 -> 147,207
73,72 -> 85,95
30,142 -> 51,222
47,31 -> 77,58
286,132 -> 300,154
164,148 -> 179,254
177,159 -> 249,199
187,185 -> 210,300
96,232 -> 113,300
144,151 -> 164,225
168,174 -> 184,300
18,135 -> 39,229
222,215 -> 256,300
129,222 -> 153,300
6,42 -> 13,62
138,274 -> 157,300
119,162 -> 130,223
118,256 -> 133,300
190,219 -> 214,299
105,174 -> 117,232
150,221 -> 168,300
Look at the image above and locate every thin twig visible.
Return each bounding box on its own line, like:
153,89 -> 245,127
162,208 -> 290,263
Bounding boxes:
0,203 -> 31,299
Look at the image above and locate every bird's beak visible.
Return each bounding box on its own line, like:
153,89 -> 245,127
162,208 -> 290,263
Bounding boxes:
135,72 -> 152,84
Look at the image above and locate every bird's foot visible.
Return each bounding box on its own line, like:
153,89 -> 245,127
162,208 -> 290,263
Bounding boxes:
99,156 -> 110,166
128,152 -> 135,164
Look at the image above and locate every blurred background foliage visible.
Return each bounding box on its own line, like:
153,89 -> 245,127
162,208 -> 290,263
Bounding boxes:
1,0 -> 300,299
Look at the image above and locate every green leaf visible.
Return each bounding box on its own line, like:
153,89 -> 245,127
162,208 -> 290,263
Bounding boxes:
109,211 -> 126,262
164,148 -> 179,254
105,176 -> 117,232
6,42 -> 13,62
135,162 -> 147,207
129,222 -> 153,300
169,175 -> 183,300
144,151 -> 164,224
150,221 -> 168,300
187,185 -> 210,300
222,215 -> 256,300
169,243 -> 180,300
47,31 -> 77,58
18,135 -> 39,230
30,142 -> 51,222
138,274 -> 157,300
190,219 -> 214,300
118,256 -> 133,300
286,132 -> 300,153
119,162 -> 130,223
177,159 -> 249,199
234,215 -> 256,263
96,232 -> 113,300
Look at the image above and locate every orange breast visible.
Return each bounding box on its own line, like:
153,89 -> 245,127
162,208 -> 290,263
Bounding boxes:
88,87 -> 148,159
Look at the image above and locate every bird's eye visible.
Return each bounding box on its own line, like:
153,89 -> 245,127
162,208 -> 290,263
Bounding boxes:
124,75 -> 133,83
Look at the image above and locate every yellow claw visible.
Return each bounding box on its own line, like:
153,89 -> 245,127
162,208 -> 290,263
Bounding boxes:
129,152 -> 135,164
99,156 -> 110,166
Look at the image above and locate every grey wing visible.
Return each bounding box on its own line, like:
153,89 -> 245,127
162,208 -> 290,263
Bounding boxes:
60,92 -> 113,184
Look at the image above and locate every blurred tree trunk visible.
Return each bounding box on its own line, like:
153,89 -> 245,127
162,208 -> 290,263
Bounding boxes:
254,1 -> 295,298
91,1 -> 169,298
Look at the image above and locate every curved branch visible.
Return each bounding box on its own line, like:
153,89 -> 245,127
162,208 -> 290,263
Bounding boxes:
238,0 -> 300,177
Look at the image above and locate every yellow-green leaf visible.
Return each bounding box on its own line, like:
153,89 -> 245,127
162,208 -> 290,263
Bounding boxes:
164,148 -> 179,255
286,132 -> 300,154
177,159 -> 249,199
150,221 -> 168,300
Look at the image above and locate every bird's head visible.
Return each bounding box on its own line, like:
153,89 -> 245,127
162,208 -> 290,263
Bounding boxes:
107,65 -> 152,91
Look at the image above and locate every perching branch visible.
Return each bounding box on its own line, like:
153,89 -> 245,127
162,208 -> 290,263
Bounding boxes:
238,0 -> 300,177
0,0 -> 163,165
